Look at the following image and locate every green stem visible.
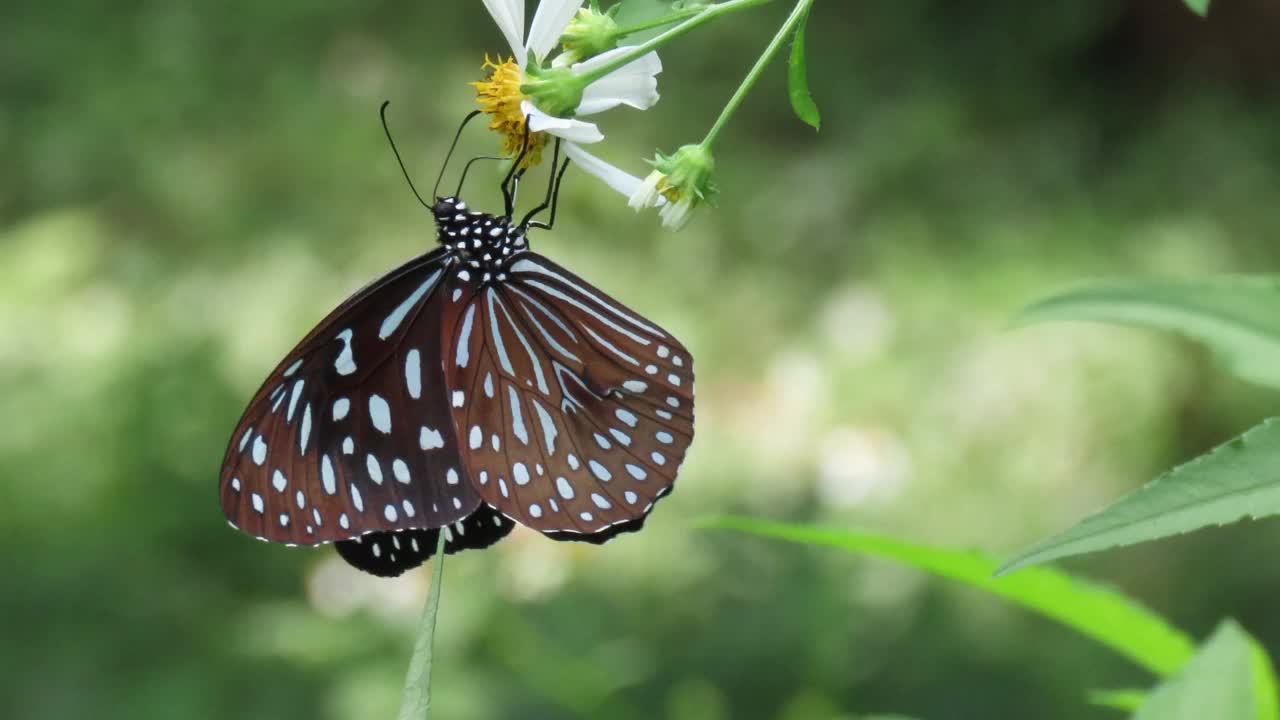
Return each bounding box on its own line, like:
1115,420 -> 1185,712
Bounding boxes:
396,532 -> 448,720
700,0 -> 815,149
609,6 -> 704,39
573,0 -> 776,87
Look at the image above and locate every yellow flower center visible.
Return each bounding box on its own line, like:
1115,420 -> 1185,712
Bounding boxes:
471,56 -> 548,169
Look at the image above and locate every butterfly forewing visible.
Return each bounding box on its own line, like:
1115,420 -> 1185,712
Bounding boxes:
444,252 -> 695,536
220,250 -> 482,544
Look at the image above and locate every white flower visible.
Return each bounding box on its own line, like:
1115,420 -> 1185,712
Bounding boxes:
478,0 -> 662,146
472,0 -> 666,202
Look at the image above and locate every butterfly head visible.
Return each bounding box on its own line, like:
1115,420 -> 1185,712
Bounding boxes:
433,196 -> 528,276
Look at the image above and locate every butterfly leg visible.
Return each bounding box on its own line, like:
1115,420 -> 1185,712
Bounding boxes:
519,137 -> 563,228
502,121 -> 535,216
526,155 -> 571,231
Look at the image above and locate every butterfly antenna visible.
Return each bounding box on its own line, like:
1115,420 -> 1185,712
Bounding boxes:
455,155 -> 506,198
379,101 -> 431,210
433,109 -> 483,199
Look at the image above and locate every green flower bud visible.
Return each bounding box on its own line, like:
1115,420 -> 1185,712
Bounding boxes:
628,144 -> 719,231
557,7 -> 620,65
521,63 -> 584,118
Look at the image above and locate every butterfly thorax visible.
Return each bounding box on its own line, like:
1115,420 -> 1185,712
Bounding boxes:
432,196 -> 528,280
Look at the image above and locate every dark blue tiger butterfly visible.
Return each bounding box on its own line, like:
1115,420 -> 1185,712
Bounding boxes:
219,105 -> 694,577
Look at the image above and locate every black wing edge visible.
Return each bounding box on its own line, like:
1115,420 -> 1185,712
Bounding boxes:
540,486 -> 673,545
335,503 -> 515,577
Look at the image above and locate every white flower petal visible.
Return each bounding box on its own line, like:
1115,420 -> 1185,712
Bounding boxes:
522,101 -> 604,144
659,196 -> 696,230
564,143 -> 647,198
627,170 -> 664,211
526,0 -> 584,62
573,46 -> 662,77
574,49 -> 662,115
482,0 -> 526,64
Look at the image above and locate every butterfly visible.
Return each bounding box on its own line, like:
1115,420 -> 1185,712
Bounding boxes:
218,106 -> 694,577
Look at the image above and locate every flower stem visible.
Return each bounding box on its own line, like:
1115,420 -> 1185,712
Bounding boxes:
700,0 -> 816,150
396,532 -> 448,720
610,6 -> 704,39
573,0 -> 776,87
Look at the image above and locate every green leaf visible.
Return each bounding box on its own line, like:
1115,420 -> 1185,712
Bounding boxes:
1089,688 -> 1147,712
701,516 -> 1195,676
998,418 -> 1280,574
1133,620 -> 1254,720
1018,275 -> 1280,390
1184,0 -> 1210,17
1250,639 -> 1280,720
787,5 -> 821,131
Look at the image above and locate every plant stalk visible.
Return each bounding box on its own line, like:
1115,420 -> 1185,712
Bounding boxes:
396,531 -> 448,720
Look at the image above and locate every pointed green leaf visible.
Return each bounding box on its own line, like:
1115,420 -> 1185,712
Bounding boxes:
1133,620 -> 1254,720
787,5 -> 821,131
1184,0 -> 1210,17
998,418 -> 1280,574
1019,275 -> 1280,389
1089,688 -> 1147,712
701,516 -> 1195,676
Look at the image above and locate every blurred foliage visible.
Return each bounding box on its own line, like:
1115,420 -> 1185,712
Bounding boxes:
4,0 -> 1280,719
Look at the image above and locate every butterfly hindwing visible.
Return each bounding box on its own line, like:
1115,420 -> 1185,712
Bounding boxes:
335,504 -> 516,577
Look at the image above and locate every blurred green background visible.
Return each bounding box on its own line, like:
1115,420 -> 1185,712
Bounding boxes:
5,0 -> 1280,718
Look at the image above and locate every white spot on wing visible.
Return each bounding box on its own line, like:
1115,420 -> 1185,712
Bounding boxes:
321,455 -> 337,494
469,426 -> 482,449
405,349 -> 422,399
456,303 -> 477,368
532,399 -> 558,455
393,459 -> 411,484
366,454 -> 384,484
332,397 -> 350,420
287,379 -> 305,421
252,436 -> 267,465
556,476 -> 575,499
369,395 -> 392,434
334,329 -> 357,375
299,404 -> 313,454
508,386 -> 529,445
419,426 -> 444,450
589,460 -> 612,481
272,469 -> 287,492
379,269 -> 442,340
